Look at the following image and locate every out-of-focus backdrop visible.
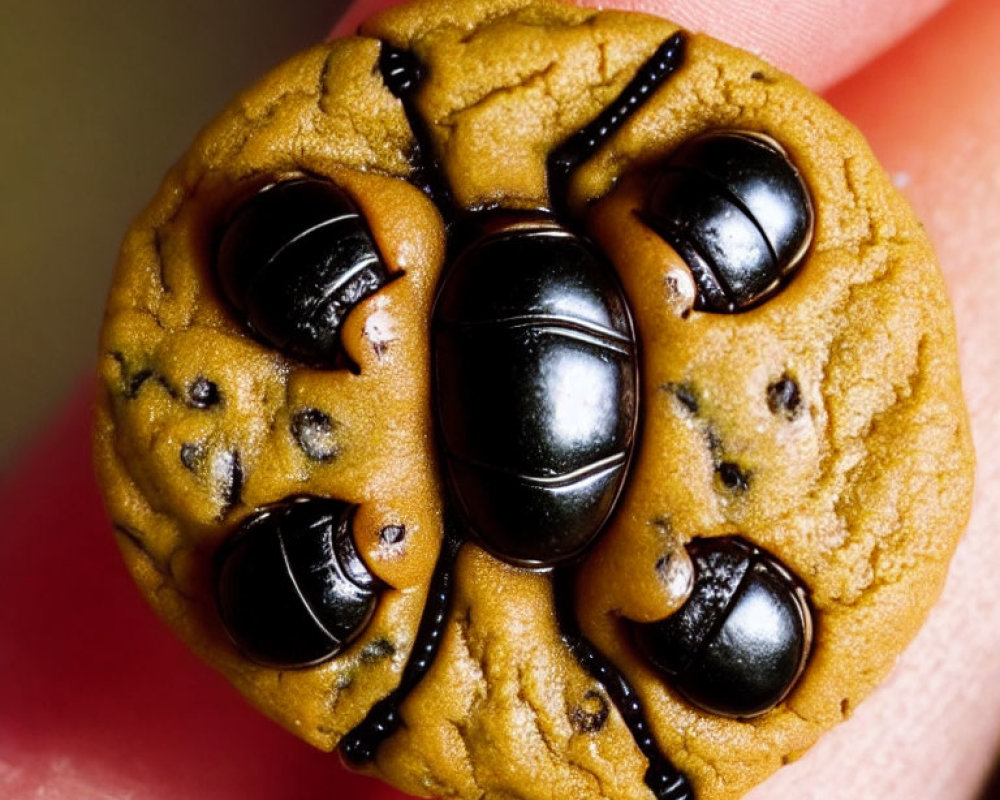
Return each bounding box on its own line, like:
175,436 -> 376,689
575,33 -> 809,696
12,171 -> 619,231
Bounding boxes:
0,0 -> 351,468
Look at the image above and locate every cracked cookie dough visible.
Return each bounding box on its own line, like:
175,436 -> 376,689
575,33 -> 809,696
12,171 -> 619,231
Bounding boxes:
94,1 -> 974,799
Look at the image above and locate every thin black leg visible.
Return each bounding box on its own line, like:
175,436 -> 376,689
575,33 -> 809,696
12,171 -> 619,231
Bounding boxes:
553,567 -> 694,800
378,44 -> 455,213
546,31 -> 687,219
339,523 -> 464,764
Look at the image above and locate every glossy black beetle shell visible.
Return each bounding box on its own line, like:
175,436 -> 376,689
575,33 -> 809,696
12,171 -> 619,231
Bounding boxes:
632,536 -> 813,718
644,131 -> 813,313
215,495 -> 380,668
432,218 -> 639,567
214,178 -> 392,370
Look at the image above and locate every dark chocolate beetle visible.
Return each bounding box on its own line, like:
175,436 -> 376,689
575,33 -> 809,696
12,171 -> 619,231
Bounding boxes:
215,496 -> 379,668
211,32 -> 815,800
215,177 -> 393,372
432,216 -> 638,567
633,537 -> 813,719
643,130 -> 813,313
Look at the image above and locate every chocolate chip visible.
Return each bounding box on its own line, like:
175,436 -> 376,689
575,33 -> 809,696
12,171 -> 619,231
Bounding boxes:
213,178 -> 392,371
292,408 -> 339,462
213,449 -> 243,515
188,377 -> 220,409
666,382 -> 699,414
767,374 -> 801,419
716,462 -> 750,493
570,689 -> 610,733
214,495 -> 379,668
360,638 -> 396,664
433,225 -> 637,567
180,442 -> 205,471
379,524 -> 406,546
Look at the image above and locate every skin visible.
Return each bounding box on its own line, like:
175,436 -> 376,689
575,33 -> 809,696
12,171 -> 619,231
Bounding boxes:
0,0 -> 997,797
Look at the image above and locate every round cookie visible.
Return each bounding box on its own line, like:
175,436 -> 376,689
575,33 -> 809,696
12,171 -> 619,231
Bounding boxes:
94,1 -> 975,799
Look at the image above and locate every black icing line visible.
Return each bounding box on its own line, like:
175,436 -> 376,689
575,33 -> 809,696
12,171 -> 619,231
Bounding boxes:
553,567 -> 694,800
546,31 -> 688,219
339,522 -> 463,764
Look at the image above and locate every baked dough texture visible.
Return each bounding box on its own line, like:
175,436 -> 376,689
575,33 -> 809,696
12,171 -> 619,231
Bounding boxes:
94,1 -> 975,798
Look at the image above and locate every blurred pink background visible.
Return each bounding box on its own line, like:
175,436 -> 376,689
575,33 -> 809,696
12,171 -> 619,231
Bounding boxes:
0,0 -> 350,467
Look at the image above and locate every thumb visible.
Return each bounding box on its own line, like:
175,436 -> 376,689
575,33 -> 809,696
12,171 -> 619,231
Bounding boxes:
329,0 -> 950,90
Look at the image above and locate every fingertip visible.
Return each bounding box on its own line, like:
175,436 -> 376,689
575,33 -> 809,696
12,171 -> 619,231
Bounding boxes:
534,0 -> 954,91
328,0 -> 407,40
330,0 -> 948,89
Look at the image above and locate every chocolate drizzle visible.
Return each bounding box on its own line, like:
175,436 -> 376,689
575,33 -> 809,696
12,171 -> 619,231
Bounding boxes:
554,568 -> 693,800
547,31 -> 687,218
378,45 -> 455,213
339,523 -> 463,764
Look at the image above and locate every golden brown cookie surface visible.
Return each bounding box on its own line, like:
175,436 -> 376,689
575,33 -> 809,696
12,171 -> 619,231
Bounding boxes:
94,2 -> 974,799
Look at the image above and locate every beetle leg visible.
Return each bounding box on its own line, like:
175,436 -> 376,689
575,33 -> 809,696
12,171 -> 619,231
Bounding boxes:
339,519 -> 464,764
546,31 -> 687,220
378,44 -> 455,213
553,567 -> 694,800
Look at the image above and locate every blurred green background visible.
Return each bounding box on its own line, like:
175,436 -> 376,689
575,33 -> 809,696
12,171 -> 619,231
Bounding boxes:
0,0 -> 351,468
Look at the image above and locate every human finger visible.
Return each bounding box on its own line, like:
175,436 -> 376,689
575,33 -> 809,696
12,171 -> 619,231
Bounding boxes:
750,0 -> 1000,794
332,0 -> 952,91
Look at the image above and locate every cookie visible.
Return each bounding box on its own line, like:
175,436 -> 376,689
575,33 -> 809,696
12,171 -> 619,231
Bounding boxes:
93,1 -> 975,799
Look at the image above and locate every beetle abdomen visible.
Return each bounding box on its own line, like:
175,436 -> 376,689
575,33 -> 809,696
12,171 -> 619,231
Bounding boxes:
432,222 -> 638,567
214,496 -> 380,668
643,131 -> 813,313
215,178 -> 391,369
